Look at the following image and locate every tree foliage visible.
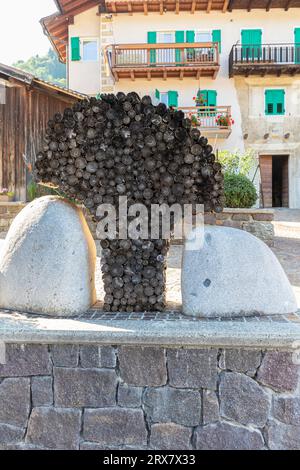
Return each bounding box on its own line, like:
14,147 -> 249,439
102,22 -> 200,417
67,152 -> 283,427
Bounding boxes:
218,149 -> 256,177
13,49 -> 66,87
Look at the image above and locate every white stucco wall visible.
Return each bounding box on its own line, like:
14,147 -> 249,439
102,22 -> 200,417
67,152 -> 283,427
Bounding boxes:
68,7 -> 101,95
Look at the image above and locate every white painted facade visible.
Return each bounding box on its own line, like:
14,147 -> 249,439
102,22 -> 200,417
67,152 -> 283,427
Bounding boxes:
66,7 -> 300,207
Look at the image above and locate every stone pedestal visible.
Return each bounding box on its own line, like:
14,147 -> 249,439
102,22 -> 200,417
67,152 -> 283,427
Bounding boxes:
182,225 -> 297,318
0,310 -> 300,450
0,196 -> 96,316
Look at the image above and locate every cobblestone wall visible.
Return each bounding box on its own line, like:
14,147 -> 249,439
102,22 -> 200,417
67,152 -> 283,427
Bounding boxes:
0,344 -> 299,450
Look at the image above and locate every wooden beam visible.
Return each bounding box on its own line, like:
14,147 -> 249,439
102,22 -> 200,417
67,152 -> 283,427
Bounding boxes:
191,0 -> 196,13
128,2 -> 133,15
285,0 -> 291,10
206,0 -> 212,13
179,69 -> 184,80
160,0 -> 164,14
147,70 -> 151,80
111,2 -> 117,15
266,0 -> 272,11
163,70 -> 167,80
247,0 -> 252,11
212,68 -> 218,79
222,0 -> 230,12
130,70 -> 135,81
144,1 -> 148,15
196,69 -> 201,79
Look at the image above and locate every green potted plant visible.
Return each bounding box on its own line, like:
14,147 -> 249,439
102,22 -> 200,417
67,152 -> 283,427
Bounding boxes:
0,188 -> 14,202
188,113 -> 200,127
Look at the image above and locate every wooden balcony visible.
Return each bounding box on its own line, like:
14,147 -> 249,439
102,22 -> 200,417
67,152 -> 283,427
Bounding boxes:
107,43 -> 220,81
178,106 -> 232,138
229,44 -> 300,77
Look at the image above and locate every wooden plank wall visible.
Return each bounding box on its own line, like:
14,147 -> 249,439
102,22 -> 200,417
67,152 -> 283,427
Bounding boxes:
0,83 -> 76,201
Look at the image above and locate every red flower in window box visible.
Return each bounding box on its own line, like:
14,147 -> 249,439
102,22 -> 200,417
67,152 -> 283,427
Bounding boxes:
215,114 -> 234,127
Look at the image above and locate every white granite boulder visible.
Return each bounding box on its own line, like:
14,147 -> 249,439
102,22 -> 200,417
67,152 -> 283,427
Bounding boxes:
182,225 -> 297,318
0,196 -> 96,316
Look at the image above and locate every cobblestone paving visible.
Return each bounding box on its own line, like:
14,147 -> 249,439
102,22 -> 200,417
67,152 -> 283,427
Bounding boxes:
272,209 -> 300,307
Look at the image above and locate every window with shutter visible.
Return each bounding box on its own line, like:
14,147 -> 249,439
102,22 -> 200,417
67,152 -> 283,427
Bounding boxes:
212,30 -> 221,53
294,28 -> 300,64
71,37 -> 81,61
147,32 -> 157,64
241,29 -> 262,60
175,30 -> 184,64
197,90 -> 217,106
168,91 -> 178,107
265,89 -> 285,115
186,31 -> 195,62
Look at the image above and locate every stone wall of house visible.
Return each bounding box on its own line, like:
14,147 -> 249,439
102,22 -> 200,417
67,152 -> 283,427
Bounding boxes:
0,343 -> 299,450
0,203 -> 274,246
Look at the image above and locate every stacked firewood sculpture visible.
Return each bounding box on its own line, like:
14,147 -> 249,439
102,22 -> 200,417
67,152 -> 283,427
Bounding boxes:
35,92 -> 224,311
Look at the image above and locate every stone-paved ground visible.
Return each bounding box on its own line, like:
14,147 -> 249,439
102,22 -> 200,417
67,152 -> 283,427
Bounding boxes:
272,209 -> 300,308
95,209 -> 300,309
0,344 -> 300,450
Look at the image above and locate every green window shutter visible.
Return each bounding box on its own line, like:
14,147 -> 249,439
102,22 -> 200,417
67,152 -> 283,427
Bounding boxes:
168,91 -> 178,107
71,37 -> 81,61
186,31 -> 195,43
241,29 -> 262,59
294,28 -> 300,64
175,31 -> 185,63
197,90 -> 217,106
155,89 -> 160,100
175,31 -> 185,43
212,30 -> 221,53
207,90 -> 217,107
265,89 -> 285,115
148,31 -> 157,64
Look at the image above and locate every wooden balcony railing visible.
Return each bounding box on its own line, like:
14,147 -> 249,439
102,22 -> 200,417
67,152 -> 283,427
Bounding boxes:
229,44 -> 300,77
178,106 -> 232,130
106,42 -> 220,80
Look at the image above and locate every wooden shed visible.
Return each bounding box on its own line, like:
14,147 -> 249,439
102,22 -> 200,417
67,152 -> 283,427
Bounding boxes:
0,63 -> 86,201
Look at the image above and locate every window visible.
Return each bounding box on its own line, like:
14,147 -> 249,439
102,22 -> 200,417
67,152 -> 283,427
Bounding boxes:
82,40 -> 98,61
241,29 -> 262,60
157,31 -> 175,44
265,89 -> 285,115
195,31 -> 212,43
155,90 -> 178,107
160,92 -> 169,105
197,90 -> 217,107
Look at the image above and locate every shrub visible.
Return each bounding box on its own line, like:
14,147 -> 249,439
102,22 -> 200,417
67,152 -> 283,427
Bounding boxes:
224,173 -> 257,208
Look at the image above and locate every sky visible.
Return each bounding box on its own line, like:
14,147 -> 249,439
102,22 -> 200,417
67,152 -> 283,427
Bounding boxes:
0,0 -> 57,65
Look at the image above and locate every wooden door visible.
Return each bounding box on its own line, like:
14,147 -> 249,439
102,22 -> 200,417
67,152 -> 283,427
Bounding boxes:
259,155 -> 272,208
